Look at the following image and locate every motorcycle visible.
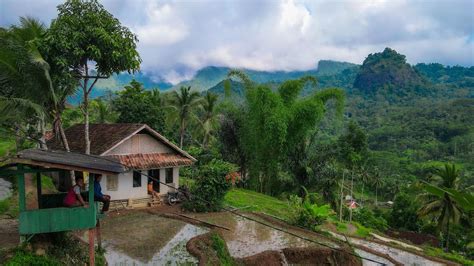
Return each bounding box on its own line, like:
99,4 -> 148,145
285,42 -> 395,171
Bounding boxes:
167,186 -> 190,205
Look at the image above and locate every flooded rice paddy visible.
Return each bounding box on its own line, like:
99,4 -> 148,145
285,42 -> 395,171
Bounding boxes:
101,211 -> 444,265
188,212 -> 337,258
101,212 -> 208,265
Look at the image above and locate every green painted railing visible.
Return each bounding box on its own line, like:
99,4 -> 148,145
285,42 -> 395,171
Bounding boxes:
19,205 -> 97,234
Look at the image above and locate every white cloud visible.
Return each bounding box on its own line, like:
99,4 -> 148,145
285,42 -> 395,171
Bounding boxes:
1,0 -> 472,84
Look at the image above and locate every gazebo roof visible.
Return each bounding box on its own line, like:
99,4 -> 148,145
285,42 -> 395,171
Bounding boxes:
2,149 -> 128,175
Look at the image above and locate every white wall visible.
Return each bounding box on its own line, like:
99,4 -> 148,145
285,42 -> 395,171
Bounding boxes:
105,134 -> 172,155
158,167 -> 180,195
99,168 -> 180,200
100,171 -> 148,200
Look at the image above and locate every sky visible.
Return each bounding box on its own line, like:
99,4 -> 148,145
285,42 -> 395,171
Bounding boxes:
1,0 -> 473,84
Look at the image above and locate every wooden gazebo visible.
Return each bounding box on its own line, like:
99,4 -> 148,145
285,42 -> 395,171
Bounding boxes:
0,149 -> 127,264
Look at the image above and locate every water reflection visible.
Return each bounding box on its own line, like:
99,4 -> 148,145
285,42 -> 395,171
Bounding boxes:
105,223 -> 208,265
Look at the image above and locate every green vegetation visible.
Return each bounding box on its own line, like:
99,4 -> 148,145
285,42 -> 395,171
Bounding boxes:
1,0 -> 473,262
224,188 -> 291,219
5,249 -> 61,266
210,233 -> 235,266
184,159 -> 237,212
288,192 -> 334,229
425,247 -> 474,266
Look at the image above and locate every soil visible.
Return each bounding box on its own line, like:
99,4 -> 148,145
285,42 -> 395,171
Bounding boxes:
187,232 -> 224,266
0,218 -> 19,250
386,230 -> 439,247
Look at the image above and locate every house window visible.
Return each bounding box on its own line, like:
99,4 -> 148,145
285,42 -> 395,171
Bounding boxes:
133,171 -> 142,187
106,175 -> 118,191
165,168 -> 173,184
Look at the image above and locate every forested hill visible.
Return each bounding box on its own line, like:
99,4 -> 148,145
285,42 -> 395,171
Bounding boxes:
207,48 -> 473,101
173,60 -> 358,92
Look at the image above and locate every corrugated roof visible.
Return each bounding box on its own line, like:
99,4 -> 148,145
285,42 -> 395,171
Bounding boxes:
108,153 -> 194,169
12,149 -> 127,174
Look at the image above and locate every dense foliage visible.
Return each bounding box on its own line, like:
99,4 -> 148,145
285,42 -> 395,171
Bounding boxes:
183,159 -> 237,212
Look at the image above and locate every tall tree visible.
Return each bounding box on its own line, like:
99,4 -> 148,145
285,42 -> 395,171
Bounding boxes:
167,86 -> 202,148
227,71 -> 344,194
43,0 -> 141,154
199,92 -> 219,149
418,164 -> 464,251
0,17 -> 76,151
113,80 -> 165,132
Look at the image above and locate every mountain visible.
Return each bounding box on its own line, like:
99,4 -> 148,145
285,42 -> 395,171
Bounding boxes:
94,72 -> 173,91
68,72 -> 173,104
353,48 -> 427,95
172,60 -> 357,92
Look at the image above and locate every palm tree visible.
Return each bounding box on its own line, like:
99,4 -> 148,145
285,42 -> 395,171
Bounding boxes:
167,86 -> 202,148
358,165 -> 371,204
372,167 -> 383,206
418,164 -> 463,251
199,92 -> 219,149
0,17 -> 77,151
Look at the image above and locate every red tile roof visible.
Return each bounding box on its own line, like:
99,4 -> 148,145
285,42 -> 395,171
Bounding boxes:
107,153 -> 194,169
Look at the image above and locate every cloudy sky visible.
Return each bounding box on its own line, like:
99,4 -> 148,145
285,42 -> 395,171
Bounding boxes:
1,0 -> 473,84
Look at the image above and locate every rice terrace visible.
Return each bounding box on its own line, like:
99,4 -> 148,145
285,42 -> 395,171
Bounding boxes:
0,0 -> 473,265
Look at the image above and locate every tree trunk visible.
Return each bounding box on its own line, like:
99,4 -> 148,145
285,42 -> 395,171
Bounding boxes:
445,216 -> 450,251
56,114 -> 76,183
339,171 -> 345,222
179,119 -> 185,148
375,185 -> 378,206
39,115 -> 48,150
82,63 -> 90,155
57,115 -> 70,152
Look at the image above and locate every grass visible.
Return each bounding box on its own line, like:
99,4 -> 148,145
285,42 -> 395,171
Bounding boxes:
425,247 -> 474,266
210,233 -> 234,266
224,188 -> 291,219
335,221 -> 348,233
4,248 -> 61,266
353,222 -> 372,238
0,138 -> 15,158
0,195 -> 19,218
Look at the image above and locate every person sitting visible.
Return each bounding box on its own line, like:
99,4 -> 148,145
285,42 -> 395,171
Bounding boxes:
148,181 -> 160,199
64,176 -> 88,208
94,175 -> 110,213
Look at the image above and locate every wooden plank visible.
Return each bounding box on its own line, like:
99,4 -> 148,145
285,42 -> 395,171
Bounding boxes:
36,173 -> 42,209
18,165 -> 25,212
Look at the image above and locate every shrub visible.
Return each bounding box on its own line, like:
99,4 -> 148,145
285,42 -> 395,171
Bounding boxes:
183,159 -> 237,212
5,249 -> 60,266
389,192 -> 422,231
289,195 -> 333,230
353,207 -> 388,231
354,222 -> 372,238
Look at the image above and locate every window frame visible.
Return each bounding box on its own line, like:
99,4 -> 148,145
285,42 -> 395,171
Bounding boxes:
106,175 -> 118,191
165,168 -> 173,184
133,171 -> 142,188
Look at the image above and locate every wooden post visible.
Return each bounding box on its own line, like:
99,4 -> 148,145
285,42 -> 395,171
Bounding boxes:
36,172 -> 42,209
88,228 -> 95,266
96,220 -> 102,249
18,165 -> 26,212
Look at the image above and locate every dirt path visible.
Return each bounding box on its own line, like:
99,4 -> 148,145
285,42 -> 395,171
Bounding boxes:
0,218 -> 19,250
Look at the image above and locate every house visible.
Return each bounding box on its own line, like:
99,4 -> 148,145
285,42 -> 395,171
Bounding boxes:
47,124 -> 196,204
